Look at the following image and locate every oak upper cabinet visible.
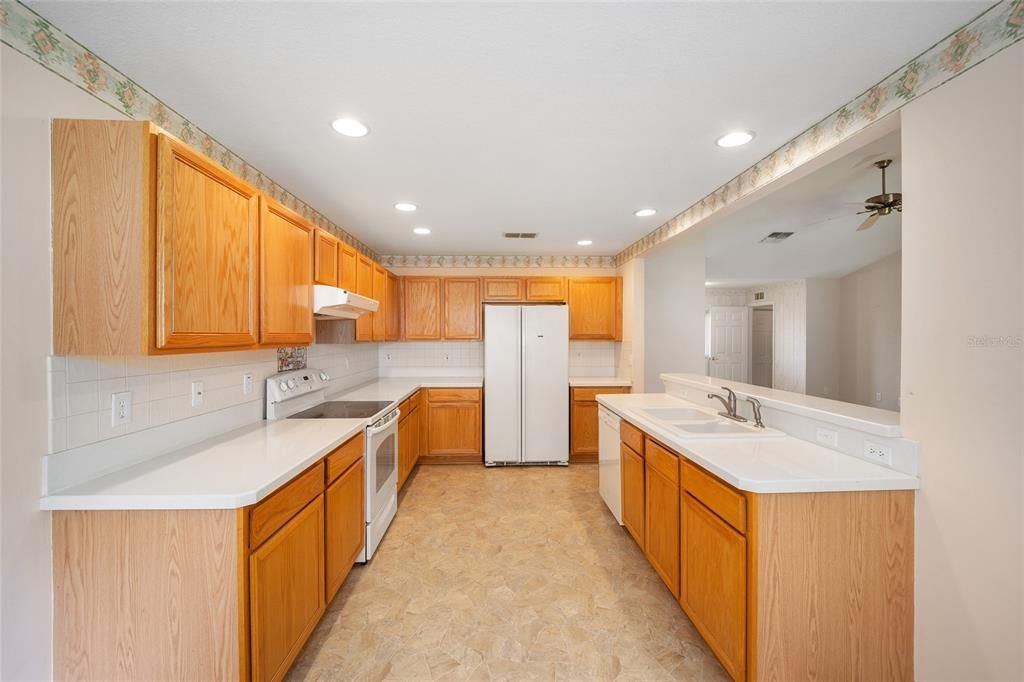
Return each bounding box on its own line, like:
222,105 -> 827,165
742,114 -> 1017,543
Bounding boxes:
386,271 -> 402,341
569,386 -> 631,462
372,264 -> 388,341
481,277 -> 524,302
313,229 -> 340,287
354,255 -> 375,341
443,278 -> 481,340
249,495 -> 325,682
259,196 -> 314,346
424,388 -> 482,462
339,242 -> 358,292
645,438 -> 681,598
325,455 -> 364,603
53,120 -> 265,355
403,277 -> 442,340
524,276 -> 566,302
567,277 -> 622,340
620,422 -> 645,550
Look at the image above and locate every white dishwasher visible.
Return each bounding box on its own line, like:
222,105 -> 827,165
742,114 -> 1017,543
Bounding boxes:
598,406 -> 623,524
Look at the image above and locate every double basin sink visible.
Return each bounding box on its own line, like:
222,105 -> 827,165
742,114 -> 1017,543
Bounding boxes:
637,406 -> 785,439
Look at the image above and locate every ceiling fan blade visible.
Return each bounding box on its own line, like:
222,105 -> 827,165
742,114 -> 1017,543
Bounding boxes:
857,213 -> 880,231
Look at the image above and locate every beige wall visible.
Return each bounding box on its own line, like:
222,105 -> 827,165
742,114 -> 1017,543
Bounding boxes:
902,41 -> 1023,680
805,278 -> 841,400
838,252 -> 901,410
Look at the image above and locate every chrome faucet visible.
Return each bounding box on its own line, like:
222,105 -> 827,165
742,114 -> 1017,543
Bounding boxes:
746,397 -> 765,428
707,387 -> 747,422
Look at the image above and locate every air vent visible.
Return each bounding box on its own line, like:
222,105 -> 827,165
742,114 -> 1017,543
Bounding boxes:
503,232 -> 538,239
754,292 -> 766,301
759,231 -> 794,243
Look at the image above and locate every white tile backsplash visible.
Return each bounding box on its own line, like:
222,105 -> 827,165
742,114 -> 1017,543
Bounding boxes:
568,341 -> 619,377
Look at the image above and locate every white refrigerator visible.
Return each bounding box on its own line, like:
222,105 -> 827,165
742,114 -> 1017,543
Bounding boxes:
484,304 -> 569,465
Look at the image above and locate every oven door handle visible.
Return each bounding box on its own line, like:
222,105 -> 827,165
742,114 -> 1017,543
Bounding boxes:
368,410 -> 400,435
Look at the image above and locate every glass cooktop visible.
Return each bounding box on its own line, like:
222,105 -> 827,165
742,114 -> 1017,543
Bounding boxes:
287,400 -> 394,420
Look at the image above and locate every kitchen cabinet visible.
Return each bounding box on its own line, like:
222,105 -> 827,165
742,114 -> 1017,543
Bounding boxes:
442,278 -> 481,339
403,277 -> 443,340
524,276 -> 566,302
398,394 -> 422,491
567,277 -> 622,340
372,264 -> 388,341
386,272 -> 402,341
259,196 -> 314,346
354,254 -> 375,342
52,119 -> 267,355
249,495 -> 325,682
620,440 -> 645,550
424,388 -> 482,463
481,277 -> 525,301
314,229 -> 340,287
681,491 -> 746,681
339,242 -> 358,292
325,458 -> 364,602
644,438 -> 680,598
569,386 -> 630,462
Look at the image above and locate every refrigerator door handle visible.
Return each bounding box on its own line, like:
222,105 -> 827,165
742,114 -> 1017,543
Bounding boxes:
519,307 -> 526,463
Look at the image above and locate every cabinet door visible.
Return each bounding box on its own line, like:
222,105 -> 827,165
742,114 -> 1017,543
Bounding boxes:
568,277 -> 620,340
443,278 -> 481,339
325,460 -> 365,602
481,277 -> 524,301
645,443 -> 680,597
250,496 -> 325,682
570,398 -> 599,461
339,243 -> 358,292
411,406 -> 421,467
372,265 -> 387,341
680,494 -> 746,682
313,230 -> 340,286
155,134 -> 260,350
398,414 -> 412,491
386,272 -> 402,341
524,277 -> 566,302
621,443 -> 645,550
403,277 -> 442,340
425,401 -> 481,459
259,196 -> 314,346
354,255 -> 375,341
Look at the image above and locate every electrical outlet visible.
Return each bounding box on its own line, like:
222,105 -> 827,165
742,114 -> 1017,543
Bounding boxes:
191,381 -> 205,408
385,352 -> 392,361
863,441 -> 893,466
111,391 -> 132,426
815,427 -> 839,449
875,391 -> 882,402
442,352 -> 450,362
242,373 -> 254,396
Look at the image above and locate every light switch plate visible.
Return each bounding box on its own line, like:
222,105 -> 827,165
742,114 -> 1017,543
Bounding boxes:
111,391 -> 132,426
242,373 -> 254,396
815,427 -> 839,449
191,381 -> 205,408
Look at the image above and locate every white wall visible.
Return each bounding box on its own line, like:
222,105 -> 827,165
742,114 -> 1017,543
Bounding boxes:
705,287 -> 750,307
838,252 -> 901,410
805,278 -> 841,400
901,41 -> 1023,680
643,226 -> 705,390
746,280 -> 806,393
618,257 -> 644,388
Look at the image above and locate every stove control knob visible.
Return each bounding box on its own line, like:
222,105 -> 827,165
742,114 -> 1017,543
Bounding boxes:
278,381 -> 288,392
287,378 -> 297,389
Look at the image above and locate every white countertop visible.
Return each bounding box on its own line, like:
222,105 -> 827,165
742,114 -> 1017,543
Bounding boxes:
569,377 -> 632,387
661,373 -> 901,438
41,376 -> 482,511
598,393 -> 919,494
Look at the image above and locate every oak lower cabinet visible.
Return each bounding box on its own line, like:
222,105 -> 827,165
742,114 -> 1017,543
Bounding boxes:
423,388 -> 482,463
325,444 -> 365,601
397,391 -> 422,490
620,439 -> 645,550
569,386 -> 630,462
644,438 -> 680,598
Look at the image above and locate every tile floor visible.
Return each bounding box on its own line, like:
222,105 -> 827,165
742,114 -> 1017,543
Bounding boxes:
288,464 -> 728,681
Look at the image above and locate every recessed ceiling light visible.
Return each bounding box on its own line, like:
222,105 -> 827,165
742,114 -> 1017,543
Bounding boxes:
577,239 -> 593,246
413,227 -> 431,235
330,118 -> 369,137
715,130 -> 755,148
634,208 -> 657,217
395,202 -> 417,212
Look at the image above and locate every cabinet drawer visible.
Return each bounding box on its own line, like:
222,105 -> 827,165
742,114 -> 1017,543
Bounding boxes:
250,462 -> 325,548
427,387 -> 481,403
682,461 -> 746,534
326,433 -> 364,484
620,420 -> 644,456
571,386 -> 630,402
645,438 -> 680,484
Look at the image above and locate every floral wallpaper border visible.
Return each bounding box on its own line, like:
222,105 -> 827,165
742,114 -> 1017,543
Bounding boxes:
0,0 -> 378,259
379,254 -> 616,269
614,0 -> 1024,266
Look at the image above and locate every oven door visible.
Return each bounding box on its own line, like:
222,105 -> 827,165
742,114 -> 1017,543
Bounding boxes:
362,410 -> 399,561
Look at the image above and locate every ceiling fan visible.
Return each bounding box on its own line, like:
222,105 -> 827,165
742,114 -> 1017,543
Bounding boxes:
856,159 -> 902,231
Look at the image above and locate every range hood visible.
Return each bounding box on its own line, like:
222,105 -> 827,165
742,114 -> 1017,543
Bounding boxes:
313,285 -> 378,320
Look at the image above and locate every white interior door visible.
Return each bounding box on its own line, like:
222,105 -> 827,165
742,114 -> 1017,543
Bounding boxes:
706,306 -> 749,382
484,305 -> 521,463
751,307 -> 773,388
521,305 -> 569,463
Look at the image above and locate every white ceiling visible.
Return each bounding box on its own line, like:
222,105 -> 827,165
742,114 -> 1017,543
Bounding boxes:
704,129 -> 902,284
30,1 -> 987,256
